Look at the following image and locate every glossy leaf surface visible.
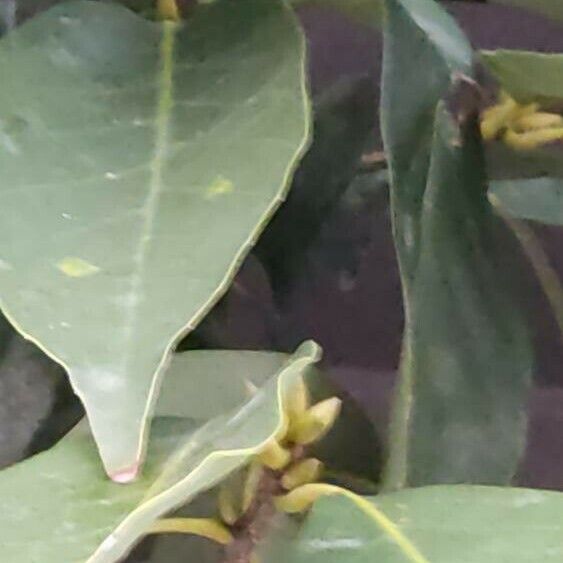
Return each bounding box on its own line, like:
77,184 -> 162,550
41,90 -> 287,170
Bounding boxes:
0,0 -> 310,478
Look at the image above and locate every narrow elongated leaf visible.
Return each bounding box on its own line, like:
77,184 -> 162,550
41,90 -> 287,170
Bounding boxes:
382,0 -> 532,489
382,0 -> 461,488
399,106 -> 532,487
381,0 -> 473,292
282,485 -> 563,562
491,178 -> 563,224
0,342 -> 321,563
0,0 -> 310,478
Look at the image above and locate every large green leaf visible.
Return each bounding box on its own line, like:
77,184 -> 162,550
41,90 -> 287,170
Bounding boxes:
383,42 -> 533,490
0,342 -> 321,563
0,0 -> 310,478
282,485 -> 563,562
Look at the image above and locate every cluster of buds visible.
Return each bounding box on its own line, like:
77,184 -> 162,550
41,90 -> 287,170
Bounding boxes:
480,90 -> 563,151
217,375 -> 341,527
148,375 -> 342,557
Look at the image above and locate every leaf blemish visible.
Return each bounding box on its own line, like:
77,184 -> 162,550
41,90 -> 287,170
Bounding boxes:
57,257 -> 100,278
205,175 -> 234,200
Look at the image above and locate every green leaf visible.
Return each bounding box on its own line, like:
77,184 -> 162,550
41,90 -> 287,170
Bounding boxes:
282,485 -> 563,562
382,0 -> 532,489
381,0 -> 473,291
490,0 -> 563,23
0,342 -> 321,563
383,104 -> 533,485
491,178 -> 563,224
0,0 -> 310,478
382,0 -> 531,489
481,50 -> 563,106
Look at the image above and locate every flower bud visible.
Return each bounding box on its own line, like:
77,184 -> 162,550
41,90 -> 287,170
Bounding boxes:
157,0 -> 180,21
284,376 -> 310,421
504,127 -> 563,151
288,397 -> 341,445
242,462 -> 263,513
275,483 -> 333,514
258,438 -> 291,470
281,458 -> 323,491
514,111 -> 563,132
218,481 -> 239,525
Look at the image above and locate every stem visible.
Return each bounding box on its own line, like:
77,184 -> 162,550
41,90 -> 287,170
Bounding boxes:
223,467 -> 282,563
276,483 -> 430,563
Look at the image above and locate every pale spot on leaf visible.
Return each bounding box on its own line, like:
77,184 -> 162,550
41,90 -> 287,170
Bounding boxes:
205,175 -> 234,200
57,257 -> 100,278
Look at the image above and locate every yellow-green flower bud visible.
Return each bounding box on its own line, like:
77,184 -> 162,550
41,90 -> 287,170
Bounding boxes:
284,376 -> 310,422
274,483 -> 334,514
504,126 -> 563,151
281,458 -> 323,491
258,438 -> 292,470
513,111 -> 563,132
288,397 -> 341,445
242,462 -> 263,513
157,0 -> 180,21
218,481 -> 239,525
